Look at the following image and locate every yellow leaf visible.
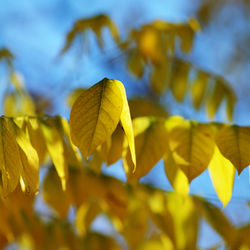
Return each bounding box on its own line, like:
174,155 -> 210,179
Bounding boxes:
208,146 -> 235,207
127,49 -> 144,78
194,197 -> 237,246
207,78 -> 225,119
0,117 -> 22,196
42,169 -> 71,219
89,150 -> 103,173
67,88 -> 86,107
164,150 -> 189,195
167,194 -> 198,250
26,117 -> 47,164
84,232 -> 120,250
225,87 -> 237,122
61,14 -> 119,54
122,203 -> 148,249
70,78 -> 125,160
138,238 -> 174,250
215,125 -> 250,174
125,117 -> 168,182
150,60 -> 170,94
170,61 -> 190,102
138,26 -> 163,63
106,124 -> 124,166
40,118 -> 68,190
168,120 -> 215,182
191,71 -> 209,110
119,84 -> 136,169
11,118 -> 39,194
3,91 -> 36,117
58,116 -> 82,168
177,25 -> 195,53
129,98 -> 168,119
75,201 -> 101,236
188,18 -> 201,31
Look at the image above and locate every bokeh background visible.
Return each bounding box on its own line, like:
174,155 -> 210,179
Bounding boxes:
0,0 -> 250,248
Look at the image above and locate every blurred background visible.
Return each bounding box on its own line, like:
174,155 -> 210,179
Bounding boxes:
0,0 -> 250,248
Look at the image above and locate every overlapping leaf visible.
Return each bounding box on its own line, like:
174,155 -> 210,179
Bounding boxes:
215,125 -> 250,174
125,117 -> 168,182
167,118 -> 215,182
70,78 -> 136,169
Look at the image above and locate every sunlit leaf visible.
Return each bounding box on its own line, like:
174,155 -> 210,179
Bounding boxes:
125,117 -> 168,182
215,125 -> 250,174
106,124 -> 124,166
4,91 -> 36,117
26,117 -> 47,165
167,193 -> 198,250
164,149 -> 189,195
167,119 -> 215,182
0,117 -> 22,196
40,118 -> 68,190
67,88 -> 86,107
119,84 -> 136,169
11,118 -> 39,194
137,26 -> 164,63
208,146 -> 235,207
70,78 -> 124,160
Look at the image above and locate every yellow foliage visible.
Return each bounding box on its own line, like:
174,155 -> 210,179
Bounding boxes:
167,119 -> 215,182
125,117 -> 168,182
0,15 -> 247,249
208,146 -> 235,207
70,78 -> 136,170
164,149 -> 189,195
215,125 -> 250,174
61,14 -> 119,54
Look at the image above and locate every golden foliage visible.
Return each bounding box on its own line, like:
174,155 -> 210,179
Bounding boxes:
0,8 -> 248,249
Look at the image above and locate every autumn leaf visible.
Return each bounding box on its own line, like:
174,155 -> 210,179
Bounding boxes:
125,117 -> 168,182
42,169 -> 71,219
0,117 -> 22,196
70,78 -> 136,169
215,125 -> 250,174
164,149 -> 189,195
40,118 -> 68,190
11,118 -> 39,194
208,145 -> 235,207
191,71 -> 209,110
167,119 -> 215,182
